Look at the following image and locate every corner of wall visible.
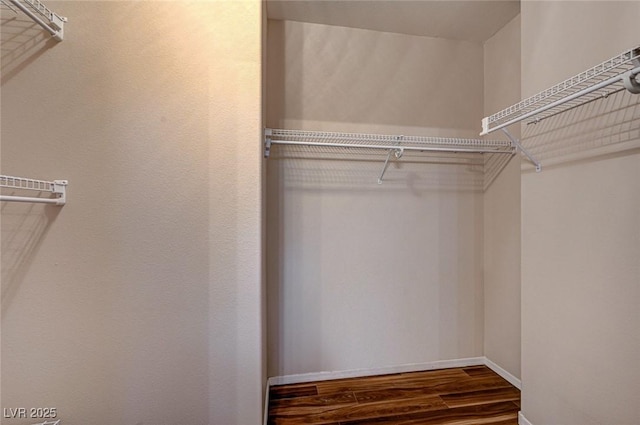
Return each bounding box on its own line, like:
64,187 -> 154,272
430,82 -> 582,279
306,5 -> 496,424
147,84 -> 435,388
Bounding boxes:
481,12 -> 522,381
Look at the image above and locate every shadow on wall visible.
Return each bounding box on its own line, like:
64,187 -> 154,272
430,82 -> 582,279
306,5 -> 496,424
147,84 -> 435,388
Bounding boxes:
267,147 -> 488,193
266,148 -> 485,375
521,89 -> 640,170
1,202 -> 60,318
1,12 -> 58,85
484,152 -> 516,191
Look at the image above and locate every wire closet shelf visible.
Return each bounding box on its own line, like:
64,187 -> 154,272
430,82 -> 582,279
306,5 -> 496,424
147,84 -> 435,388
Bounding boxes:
266,129 -> 514,154
265,128 -> 515,184
480,46 -> 640,136
1,0 -> 66,41
0,175 -> 67,205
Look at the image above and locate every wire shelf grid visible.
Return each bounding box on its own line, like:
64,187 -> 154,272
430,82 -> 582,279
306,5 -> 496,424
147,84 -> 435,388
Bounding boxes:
269,129 -> 513,153
0,174 -> 67,205
20,0 -> 55,21
0,175 -> 56,192
482,46 -> 640,134
266,128 -> 515,187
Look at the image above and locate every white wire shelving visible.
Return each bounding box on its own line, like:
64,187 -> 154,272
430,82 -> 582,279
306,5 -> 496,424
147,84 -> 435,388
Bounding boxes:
265,128 -> 515,184
2,0 -> 67,41
0,175 -> 68,205
481,46 -> 640,136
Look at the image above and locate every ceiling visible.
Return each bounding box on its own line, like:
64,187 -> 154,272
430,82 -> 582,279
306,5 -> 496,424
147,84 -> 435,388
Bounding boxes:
266,0 -> 520,43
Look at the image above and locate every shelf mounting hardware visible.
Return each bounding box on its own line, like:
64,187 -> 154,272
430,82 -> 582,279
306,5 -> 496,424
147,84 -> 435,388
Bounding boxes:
625,53 -> 640,93
501,128 -> 541,172
264,128 -> 273,158
378,136 -> 404,184
6,0 -> 67,41
0,175 -> 68,205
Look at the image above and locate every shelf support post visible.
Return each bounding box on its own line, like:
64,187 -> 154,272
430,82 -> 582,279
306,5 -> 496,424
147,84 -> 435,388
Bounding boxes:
377,149 -> 394,185
501,128 -> 541,173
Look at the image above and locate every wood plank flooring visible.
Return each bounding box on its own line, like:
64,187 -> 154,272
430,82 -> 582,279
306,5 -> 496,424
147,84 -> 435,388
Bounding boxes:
268,366 -> 520,425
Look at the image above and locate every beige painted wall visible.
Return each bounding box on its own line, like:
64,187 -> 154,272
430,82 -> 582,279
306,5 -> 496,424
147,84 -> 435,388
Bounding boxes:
482,15 -> 521,379
267,19 -> 483,138
1,2 -> 264,424
266,20 -> 485,377
520,2 -> 640,424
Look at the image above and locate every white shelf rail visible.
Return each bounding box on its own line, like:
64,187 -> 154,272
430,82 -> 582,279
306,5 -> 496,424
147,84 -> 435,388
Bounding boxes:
0,175 -> 68,205
481,46 -> 640,136
5,0 -> 66,41
265,128 -> 514,184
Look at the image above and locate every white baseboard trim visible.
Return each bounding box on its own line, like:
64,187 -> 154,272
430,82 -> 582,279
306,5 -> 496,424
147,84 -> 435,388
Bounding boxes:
518,411 -> 533,425
263,378 -> 270,425
482,357 -> 521,390
267,357 -> 485,387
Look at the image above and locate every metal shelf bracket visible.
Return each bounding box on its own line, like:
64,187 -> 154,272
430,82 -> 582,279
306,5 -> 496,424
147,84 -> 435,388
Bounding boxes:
378,136 -> 404,184
7,0 -> 67,41
264,128 -> 273,158
501,128 -> 541,172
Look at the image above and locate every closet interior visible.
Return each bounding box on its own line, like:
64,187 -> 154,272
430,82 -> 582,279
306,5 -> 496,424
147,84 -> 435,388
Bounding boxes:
264,3 -> 639,424
2,1 -> 639,424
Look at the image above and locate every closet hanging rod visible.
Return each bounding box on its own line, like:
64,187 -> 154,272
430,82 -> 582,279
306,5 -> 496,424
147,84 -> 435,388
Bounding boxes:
481,46 -> 640,135
7,0 -> 66,41
0,175 -> 67,205
268,139 -> 512,154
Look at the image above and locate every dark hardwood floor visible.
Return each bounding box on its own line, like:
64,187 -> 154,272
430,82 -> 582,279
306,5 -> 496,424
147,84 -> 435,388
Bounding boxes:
268,365 -> 520,424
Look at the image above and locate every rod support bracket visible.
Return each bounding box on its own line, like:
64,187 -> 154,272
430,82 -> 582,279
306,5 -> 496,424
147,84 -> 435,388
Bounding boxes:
52,180 -> 67,205
481,117 -> 489,136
